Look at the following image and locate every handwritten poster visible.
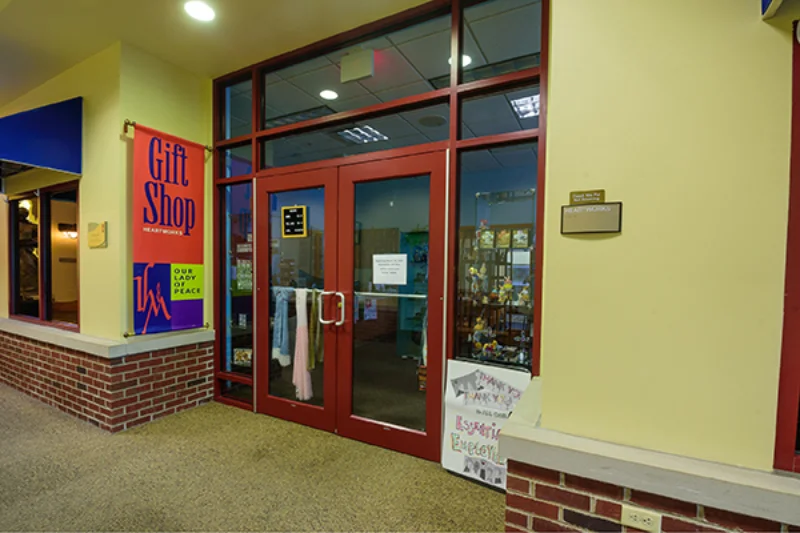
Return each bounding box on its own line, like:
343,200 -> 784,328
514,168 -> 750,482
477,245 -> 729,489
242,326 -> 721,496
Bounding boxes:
132,125 -> 205,335
372,254 -> 407,285
441,360 -> 535,490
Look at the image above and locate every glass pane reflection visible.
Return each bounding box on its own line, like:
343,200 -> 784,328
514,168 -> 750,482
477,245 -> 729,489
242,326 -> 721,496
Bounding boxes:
50,190 -> 78,324
15,198 -> 39,318
268,188 -> 326,406
352,175 -> 430,431
456,142 -> 538,370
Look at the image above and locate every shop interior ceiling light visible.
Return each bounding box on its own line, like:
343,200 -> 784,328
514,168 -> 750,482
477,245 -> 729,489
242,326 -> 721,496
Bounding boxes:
319,90 -> 339,100
184,1 -> 215,21
448,55 -> 472,67
337,125 -> 389,144
510,95 -> 540,119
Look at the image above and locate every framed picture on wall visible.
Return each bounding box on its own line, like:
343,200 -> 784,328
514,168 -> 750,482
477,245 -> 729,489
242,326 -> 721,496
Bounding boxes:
512,229 -> 529,248
496,229 -> 511,248
479,229 -> 495,249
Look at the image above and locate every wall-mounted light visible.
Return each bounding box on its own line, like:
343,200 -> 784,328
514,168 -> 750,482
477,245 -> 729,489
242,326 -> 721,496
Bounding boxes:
58,223 -> 78,240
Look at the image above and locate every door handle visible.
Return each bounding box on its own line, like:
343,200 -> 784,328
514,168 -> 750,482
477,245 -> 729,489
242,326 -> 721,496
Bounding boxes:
335,292 -> 346,326
319,290 -> 336,325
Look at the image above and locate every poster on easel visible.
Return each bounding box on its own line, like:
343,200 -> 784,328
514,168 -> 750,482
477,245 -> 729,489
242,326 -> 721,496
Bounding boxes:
441,360 -> 537,490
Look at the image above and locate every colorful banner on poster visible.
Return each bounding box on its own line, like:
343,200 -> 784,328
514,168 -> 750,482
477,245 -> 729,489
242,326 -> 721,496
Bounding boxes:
132,125 -> 205,335
441,360 -> 538,490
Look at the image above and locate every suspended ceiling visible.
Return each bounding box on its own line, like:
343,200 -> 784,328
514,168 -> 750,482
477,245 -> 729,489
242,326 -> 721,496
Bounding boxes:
0,0 -> 429,109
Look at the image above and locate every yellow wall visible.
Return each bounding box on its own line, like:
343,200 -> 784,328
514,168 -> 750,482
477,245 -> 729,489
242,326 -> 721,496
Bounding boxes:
119,42 -> 213,334
0,42 -> 212,340
540,0 -> 792,470
0,44 -> 122,336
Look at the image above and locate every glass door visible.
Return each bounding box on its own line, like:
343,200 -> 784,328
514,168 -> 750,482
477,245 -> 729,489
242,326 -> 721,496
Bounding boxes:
336,152 -> 446,461
254,167 -> 339,432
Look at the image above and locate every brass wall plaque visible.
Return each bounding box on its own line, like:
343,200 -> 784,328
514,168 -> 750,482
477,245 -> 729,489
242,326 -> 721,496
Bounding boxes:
88,222 -> 108,249
570,189 -> 605,205
561,203 -> 622,234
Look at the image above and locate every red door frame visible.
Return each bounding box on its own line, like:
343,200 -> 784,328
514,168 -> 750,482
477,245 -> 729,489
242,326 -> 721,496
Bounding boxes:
774,22 -> 800,473
336,152 -> 447,462
252,148 -> 447,461
254,167 -> 340,433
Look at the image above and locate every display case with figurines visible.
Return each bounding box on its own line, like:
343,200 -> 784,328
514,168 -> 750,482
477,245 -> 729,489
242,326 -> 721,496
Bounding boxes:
455,188 -> 535,371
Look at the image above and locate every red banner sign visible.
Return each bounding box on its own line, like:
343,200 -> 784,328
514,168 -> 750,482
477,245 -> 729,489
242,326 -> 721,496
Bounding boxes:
132,125 -> 205,335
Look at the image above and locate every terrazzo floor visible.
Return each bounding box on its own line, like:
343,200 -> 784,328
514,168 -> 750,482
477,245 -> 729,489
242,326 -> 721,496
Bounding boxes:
0,384 -> 504,532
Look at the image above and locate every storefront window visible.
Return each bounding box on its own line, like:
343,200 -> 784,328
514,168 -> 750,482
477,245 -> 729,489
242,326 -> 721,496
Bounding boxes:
12,197 -> 40,318
261,12 -> 451,131
221,183 -> 254,375
221,79 -> 252,139
10,185 -> 80,326
221,144 -> 253,178
49,190 -> 78,325
261,103 -> 449,169
461,84 -> 540,139
455,142 -> 538,370
459,0 -> 542,85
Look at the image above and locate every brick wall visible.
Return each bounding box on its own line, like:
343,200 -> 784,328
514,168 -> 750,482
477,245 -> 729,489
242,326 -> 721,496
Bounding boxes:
505,460 -> 796,533
0,331 -> 213,432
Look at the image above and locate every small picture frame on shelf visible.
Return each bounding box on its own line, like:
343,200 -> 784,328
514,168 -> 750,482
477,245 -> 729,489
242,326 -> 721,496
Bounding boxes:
479,229 -> 495,249
512,229 -> 529,248
496,229 -> 511,248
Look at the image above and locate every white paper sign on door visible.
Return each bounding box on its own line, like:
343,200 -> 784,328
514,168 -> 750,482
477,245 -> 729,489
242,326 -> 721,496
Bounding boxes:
441,360 -> 536,490
372,254 -> 407,285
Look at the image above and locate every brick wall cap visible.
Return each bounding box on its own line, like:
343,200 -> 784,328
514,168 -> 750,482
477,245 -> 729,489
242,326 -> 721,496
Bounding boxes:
500,423 -> 800,527
0,318 -> 214,359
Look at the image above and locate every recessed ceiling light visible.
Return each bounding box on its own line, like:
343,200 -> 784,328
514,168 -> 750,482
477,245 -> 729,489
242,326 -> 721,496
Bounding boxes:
184,1 -> 215,22
448,55 -> 473,67
319,90 -> 339,100
510,95 -> 540,119
337,125 -> 389,144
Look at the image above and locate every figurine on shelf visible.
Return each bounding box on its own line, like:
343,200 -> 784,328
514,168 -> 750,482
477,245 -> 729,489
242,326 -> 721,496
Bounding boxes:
482,340 -> 499,356
468,265 -> 484,294
480,263 -> 488,291
473,317 -> 487,345
517,284 -> 531,307
490,288 -> 499,302
483,295 -> 489,305
498,277 -> 513,304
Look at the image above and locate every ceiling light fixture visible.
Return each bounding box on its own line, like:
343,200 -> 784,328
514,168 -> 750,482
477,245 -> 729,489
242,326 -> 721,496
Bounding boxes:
448,55 -> 473,67
510,95 -> 540,119
319,90 -> 339,100
337,125 -> 389,144
184,1 -> 215,22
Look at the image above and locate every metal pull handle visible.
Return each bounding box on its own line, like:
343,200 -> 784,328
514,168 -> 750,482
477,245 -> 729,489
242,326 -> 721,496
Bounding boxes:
318,290 -> 336,325
335,292 -> 346,326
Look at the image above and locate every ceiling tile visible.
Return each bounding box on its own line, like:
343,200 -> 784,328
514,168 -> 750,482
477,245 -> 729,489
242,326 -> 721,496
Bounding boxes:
364,114 -> 419,138
329,94 -> 382,113
375,80 -> 433,102
395,29 -> 451,79
468,2 -> 541,64
289,64 -> 369,102
492,146 -> 538,168
387,15 -> 451,45
262,80 -> 322,120
465,0 -> 540,22
359,47 -> 424,93
277,56 -> 334,80
326,36 -> 393,64
459,29 -> 488,73
463,93 -> 519,136
461,150 -> 501,172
